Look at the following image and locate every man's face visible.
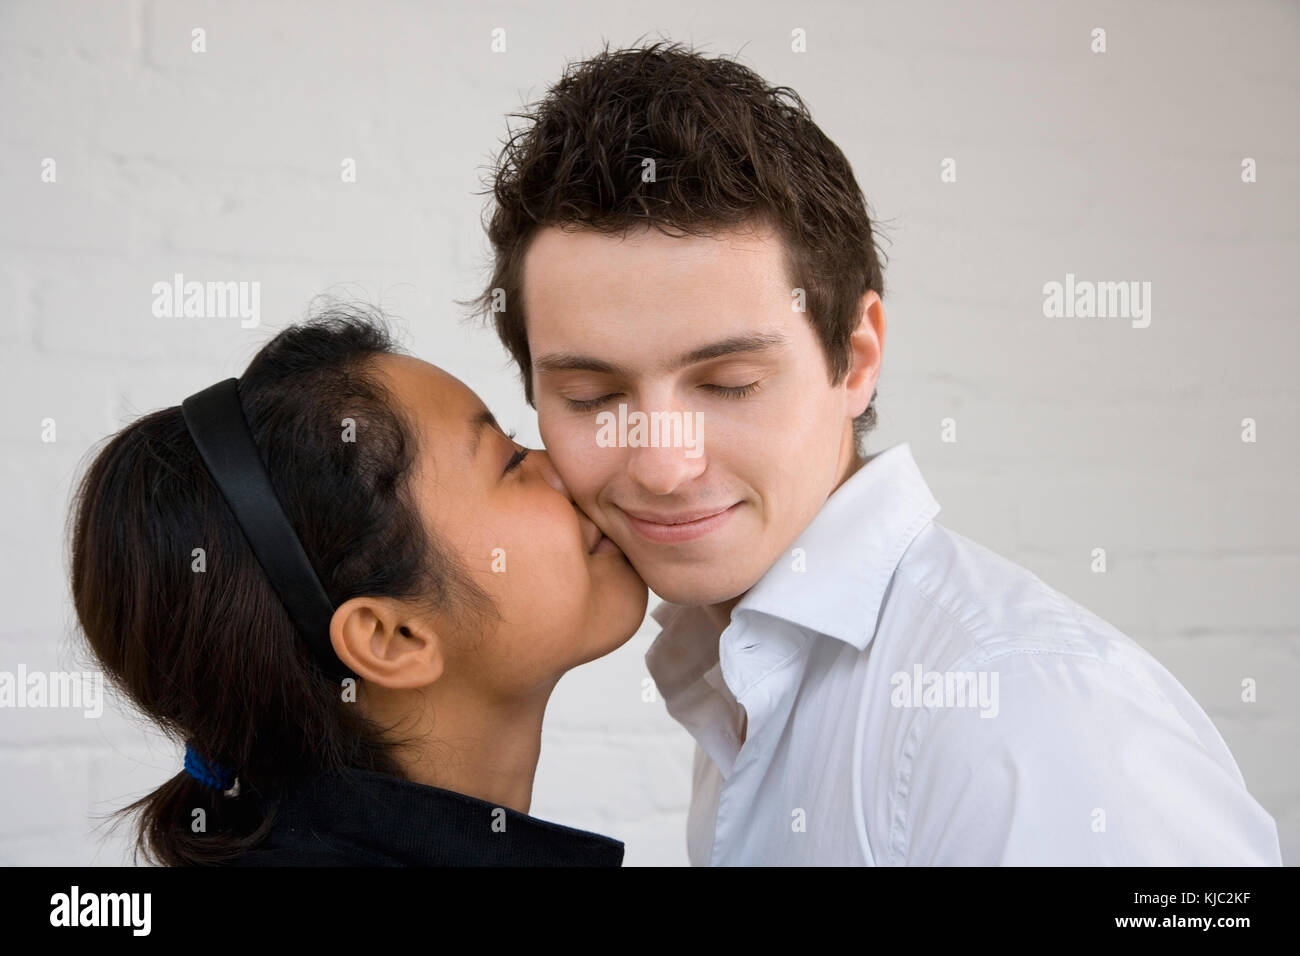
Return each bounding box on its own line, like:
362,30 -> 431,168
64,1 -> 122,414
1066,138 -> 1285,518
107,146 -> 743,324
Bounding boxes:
522,220 -> 878,607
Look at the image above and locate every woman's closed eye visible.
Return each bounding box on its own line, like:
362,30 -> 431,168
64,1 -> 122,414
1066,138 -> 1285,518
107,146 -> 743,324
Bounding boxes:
502,429 -> 529,476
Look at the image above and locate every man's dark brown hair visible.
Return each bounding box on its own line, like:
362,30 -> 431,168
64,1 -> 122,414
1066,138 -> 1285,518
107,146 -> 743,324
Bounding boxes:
463,38 -> 888,447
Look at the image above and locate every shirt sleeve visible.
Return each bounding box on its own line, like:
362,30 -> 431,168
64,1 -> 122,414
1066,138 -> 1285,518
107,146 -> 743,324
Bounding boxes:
897,649 -> 1283,865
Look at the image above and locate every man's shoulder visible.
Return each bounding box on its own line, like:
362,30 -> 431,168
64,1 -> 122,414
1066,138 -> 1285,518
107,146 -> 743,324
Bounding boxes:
871,520 -> 1246,775
881,520 -> 1165,696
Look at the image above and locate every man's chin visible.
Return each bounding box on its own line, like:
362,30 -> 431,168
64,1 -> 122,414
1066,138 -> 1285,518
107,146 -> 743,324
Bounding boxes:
645,574 -> 756,611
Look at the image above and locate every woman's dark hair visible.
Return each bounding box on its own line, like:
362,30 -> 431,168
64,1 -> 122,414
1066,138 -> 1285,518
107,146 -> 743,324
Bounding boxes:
461,38 -> 889,449
68,303 -> 491,865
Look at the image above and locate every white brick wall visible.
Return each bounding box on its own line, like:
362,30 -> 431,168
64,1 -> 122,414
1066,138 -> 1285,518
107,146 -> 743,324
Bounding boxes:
1,0 -> 1296,866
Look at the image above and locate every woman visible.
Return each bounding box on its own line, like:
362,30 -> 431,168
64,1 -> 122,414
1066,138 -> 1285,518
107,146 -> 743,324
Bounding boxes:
68,305 -> 648,866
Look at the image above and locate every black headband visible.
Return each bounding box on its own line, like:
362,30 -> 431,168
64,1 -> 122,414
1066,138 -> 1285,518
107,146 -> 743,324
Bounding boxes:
181,378 -> 357,681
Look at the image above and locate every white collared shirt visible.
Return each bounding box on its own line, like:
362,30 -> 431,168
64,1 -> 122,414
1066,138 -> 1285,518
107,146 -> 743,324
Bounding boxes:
645,443 -> 1282,865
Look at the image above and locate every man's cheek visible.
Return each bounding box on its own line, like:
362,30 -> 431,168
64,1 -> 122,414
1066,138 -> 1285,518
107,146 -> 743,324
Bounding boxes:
539,426 -> 582,476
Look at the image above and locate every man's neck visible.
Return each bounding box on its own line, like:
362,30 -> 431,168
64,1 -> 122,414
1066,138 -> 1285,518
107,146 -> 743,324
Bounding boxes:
703,596 -> 741,633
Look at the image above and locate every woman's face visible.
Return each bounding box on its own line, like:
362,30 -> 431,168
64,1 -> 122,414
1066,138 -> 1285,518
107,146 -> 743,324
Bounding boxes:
375,353 -> 648,696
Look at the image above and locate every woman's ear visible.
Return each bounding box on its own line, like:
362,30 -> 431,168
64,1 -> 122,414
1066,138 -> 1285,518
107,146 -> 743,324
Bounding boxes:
845,290 -> 886,418
329,596 -> 444,690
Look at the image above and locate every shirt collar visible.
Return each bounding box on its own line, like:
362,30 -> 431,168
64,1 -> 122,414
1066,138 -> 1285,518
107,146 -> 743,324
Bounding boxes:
734,441 -> 940,649
650,442 -> 940,654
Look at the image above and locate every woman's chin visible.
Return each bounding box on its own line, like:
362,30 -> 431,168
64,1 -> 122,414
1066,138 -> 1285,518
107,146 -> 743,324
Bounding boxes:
579,582 -> 650,664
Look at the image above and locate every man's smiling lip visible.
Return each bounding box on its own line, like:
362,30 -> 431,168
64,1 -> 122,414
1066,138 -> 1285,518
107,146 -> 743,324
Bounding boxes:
618,503 -> 741,543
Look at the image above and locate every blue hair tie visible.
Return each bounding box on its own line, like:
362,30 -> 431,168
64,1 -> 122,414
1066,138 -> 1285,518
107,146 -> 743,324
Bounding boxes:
183,741 -> 236,792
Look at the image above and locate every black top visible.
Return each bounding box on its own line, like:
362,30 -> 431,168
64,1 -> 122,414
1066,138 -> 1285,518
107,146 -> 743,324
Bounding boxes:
229,767 -> 624,867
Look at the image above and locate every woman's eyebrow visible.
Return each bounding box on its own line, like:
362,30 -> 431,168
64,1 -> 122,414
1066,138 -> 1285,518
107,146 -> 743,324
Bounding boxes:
533,332 -> 786,377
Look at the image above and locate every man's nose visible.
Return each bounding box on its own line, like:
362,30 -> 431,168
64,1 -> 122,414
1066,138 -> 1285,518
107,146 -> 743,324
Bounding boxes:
626,439 -> 707,497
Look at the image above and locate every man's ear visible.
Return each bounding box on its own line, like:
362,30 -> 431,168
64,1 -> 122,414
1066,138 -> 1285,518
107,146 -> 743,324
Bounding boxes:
844,290 -> 886,418
329,596 -> 445,690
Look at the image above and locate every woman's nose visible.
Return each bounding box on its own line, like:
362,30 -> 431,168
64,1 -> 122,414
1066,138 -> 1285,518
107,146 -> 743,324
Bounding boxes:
527,447 -> 572,499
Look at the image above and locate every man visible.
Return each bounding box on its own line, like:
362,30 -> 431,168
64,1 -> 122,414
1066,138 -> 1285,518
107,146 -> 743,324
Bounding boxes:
465,40 -> 1282,865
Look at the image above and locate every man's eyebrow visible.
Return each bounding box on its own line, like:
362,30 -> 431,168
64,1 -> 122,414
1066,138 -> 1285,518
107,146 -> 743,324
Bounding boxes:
467,407 -> 500,462
533,332 -> 787,377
